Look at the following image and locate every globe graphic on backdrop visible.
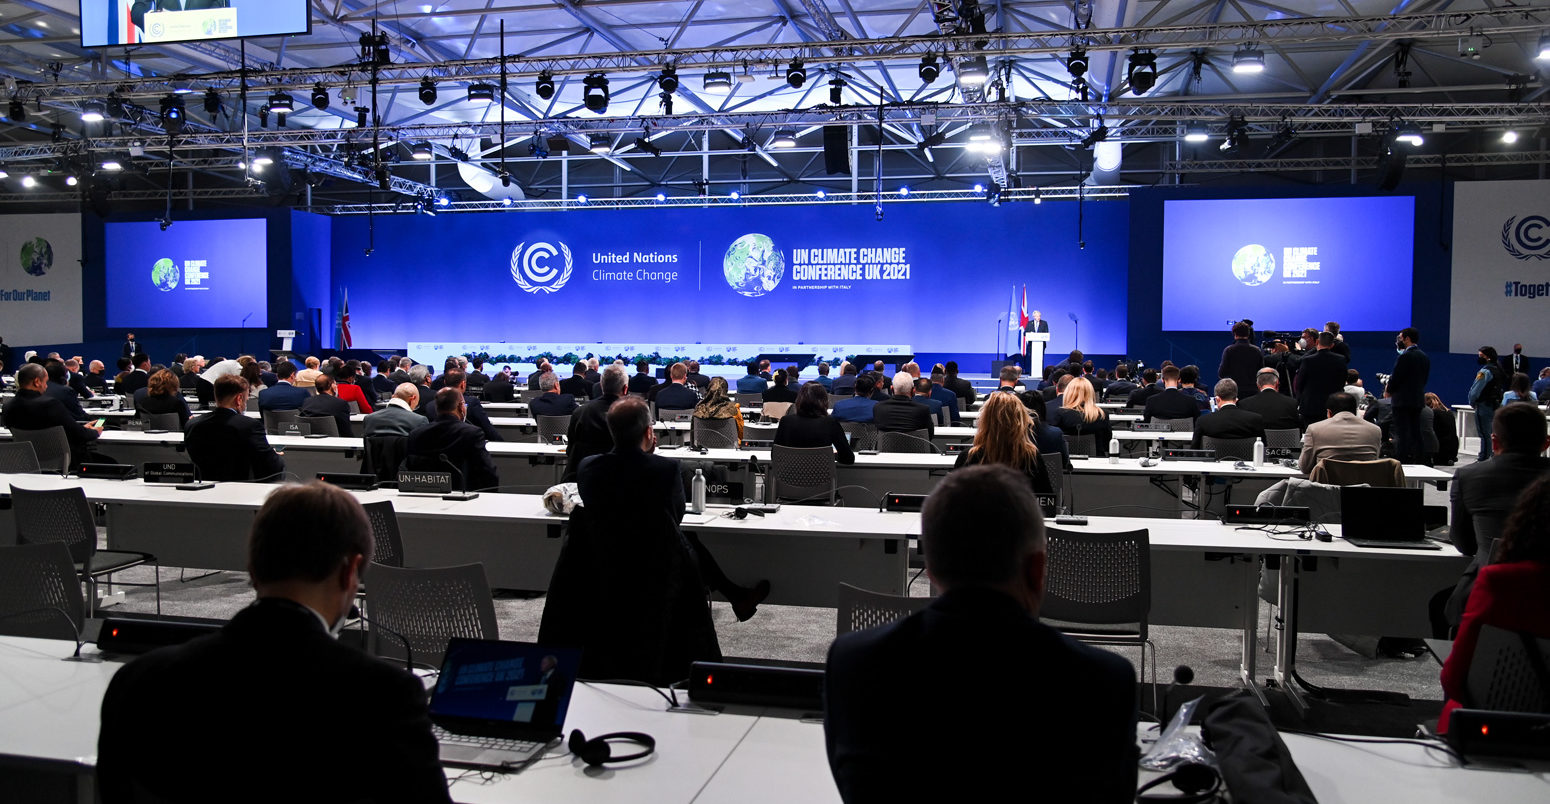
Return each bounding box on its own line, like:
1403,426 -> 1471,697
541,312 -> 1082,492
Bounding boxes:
1231,244 -> 1276,287
19,237 -> 52,277
151,257 -> 180,292
723,233 -> 784,297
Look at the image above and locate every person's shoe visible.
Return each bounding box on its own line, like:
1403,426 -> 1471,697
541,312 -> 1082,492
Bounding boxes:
731,580 -> 771,622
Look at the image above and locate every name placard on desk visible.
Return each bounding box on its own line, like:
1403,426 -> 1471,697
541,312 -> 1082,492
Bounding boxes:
398,471 -> 453,494
143,463 -> 198,484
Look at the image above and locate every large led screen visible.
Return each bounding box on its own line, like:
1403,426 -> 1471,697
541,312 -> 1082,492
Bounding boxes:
104,218 -> 268,328
81,1 -> 310,48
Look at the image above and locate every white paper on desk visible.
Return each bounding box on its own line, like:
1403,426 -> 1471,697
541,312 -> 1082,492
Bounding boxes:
794,515 -> 838,528
682,512 -> 719,525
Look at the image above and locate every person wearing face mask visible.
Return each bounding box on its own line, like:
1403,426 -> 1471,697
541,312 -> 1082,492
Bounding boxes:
1386,327 -> 1431,465
1468,346 -> 1508,462
1502,343 -> 1531,378
98,482 -> 454,804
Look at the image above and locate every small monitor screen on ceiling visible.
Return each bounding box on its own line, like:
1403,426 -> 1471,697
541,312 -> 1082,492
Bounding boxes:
79,1 -> 310,49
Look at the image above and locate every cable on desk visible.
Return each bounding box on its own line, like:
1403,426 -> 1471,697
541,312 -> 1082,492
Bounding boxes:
1079,503 -> 1224,521
580,678 -> 682,710
1277,729 -> 1465,764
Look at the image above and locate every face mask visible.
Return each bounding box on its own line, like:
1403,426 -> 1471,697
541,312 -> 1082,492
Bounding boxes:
1478,356 -> 1489,365
1298,339 -> 1308,349
1395,338 -> 1406,351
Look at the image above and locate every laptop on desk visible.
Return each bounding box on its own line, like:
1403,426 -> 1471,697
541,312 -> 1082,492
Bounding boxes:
429,638 -> 582,771
1338,486 -> 1442,550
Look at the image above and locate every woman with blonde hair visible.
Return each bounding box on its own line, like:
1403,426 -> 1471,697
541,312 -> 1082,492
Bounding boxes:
952,391 -> 1055,496
693,376 -> 744,440
1051,376 -> 1113,457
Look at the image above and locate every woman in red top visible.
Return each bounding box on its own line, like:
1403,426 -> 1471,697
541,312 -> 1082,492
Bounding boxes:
1439,475 -> 1550,733
333,361 -> 375,414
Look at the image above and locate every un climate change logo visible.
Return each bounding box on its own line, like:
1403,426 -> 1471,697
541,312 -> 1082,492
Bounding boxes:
1231,244 -> 1276,287
511,241 -> 573,294
1502,216 -> 1550,260
151,257 -> 180,292
723,233 -> 784,297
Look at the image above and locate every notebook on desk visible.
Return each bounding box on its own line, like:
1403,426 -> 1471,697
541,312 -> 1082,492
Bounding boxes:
429,638 -> 582,771
1339,486 -> 1442,550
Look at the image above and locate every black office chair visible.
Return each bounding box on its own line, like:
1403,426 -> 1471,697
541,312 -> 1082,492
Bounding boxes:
1202,436 -> 1256,461
300,416 -> 340,437
139,412 -> 181,431
261,409 -> 300,435
9,485 -> 161,616
691,417 -> 740,449
0,442 -> 42,474
877,429 -> 936,454
0,542 -> 85,640
1042,526 -> 1156,716
11,427 -> 70,475
364,562 -> 498,671
768,445 -> 838,504
361,436 -> 409,483
835,583 -> 930,636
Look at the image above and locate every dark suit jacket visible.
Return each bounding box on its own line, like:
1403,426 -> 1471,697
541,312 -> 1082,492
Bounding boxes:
530,392 -> 578,418
482,377 -> 515,402
685,371 -> 710,389
628,372 -> 657,395
1237,387 -> 1302,432
1127,384 -> 1161,408
774,413 -> 855,465
136,392 -> 191,427
928,385 -> 961,424
68,372 -> 95,400
1445,453 -> 1550,624
1218,339 -> 1264,394
45,382 -> 88,421
563,394 -> 622,482
183,407 -> 284,482
655,383 -> 699,411
825,587 -> 1137,803
761,384 -> 798,404
1294,349 -> 1349,424
98,597 -> 451,804
1025,319 -> 1050,333
300,393 -> 354,437
1049,408 -> 1113,456
559,375 -> 596,400
256,381 -> 310,412
1142,388 -> 1200,422
116,369 -> 149,397
121,340 -> 137,358
1190,404 -> 1266,449
943,375 -> 975,404
829,374 -> 858,395
872,396 -> 934,436
460,395 -> 502,442
405,418 -> 499,492
372,374 -> 398,396
1,388 -> 102,467
82,372 -> 108,391
1388,346 -> 1431,408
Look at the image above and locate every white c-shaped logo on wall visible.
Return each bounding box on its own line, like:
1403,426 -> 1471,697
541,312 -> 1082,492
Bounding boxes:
510,241 -> 574,294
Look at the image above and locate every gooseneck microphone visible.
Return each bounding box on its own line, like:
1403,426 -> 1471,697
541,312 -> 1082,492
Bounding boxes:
1161,664 -> 1195,725
0,607 -> 97,662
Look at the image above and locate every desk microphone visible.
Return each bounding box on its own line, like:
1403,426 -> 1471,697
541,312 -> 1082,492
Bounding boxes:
438,454 -> 480,500
1161,664 -> 1194,726
0,607 -> 98,662
346,605 -> 424,675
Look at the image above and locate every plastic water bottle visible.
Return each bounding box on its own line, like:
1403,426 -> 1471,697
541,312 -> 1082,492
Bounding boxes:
1252,437 -> 1265,467
1108,437 -> 1120,464
691,468 -> 707,514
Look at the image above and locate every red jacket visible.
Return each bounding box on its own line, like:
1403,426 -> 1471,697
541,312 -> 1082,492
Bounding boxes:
335,381 -> 374,414
1439,560 -> 1550,733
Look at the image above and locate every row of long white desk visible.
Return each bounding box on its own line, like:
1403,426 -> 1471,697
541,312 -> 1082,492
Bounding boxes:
1,634 -> 1543,804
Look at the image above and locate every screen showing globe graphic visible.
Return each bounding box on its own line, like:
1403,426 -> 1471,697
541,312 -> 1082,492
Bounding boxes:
19,237 -> 52,277
1231,244 -> 1276,287
723,233 -> 784,297
151,257 -> 180,291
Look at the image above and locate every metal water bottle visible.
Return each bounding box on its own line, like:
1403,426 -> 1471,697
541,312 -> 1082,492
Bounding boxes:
1252,437 -> 1265,466
753,472 -> 765,503
691,468 -> 707,514
1108,438 -> 1120,464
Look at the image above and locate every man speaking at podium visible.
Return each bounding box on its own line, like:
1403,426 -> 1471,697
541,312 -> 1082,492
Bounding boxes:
131,0 -> 230,31
1024,309 -> 1049,368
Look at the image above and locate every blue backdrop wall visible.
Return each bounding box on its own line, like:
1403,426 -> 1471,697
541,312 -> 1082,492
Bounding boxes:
328,199 -> 1131,364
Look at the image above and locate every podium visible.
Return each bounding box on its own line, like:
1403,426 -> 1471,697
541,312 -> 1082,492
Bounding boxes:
1025,332 -> 1049,370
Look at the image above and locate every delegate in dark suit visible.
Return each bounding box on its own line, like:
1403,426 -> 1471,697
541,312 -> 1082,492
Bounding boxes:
825,586 -> 1137,802
1444,452 -> 1550,625
300,393 -> 354,437
1294,349 -> 1348,425
871,396 -> 934,437
136,391 -> 192,427
530,392 -> 578,417
405,418 -> 498,492
1387,342 -> 1431,464
256,381 -> 309,412
562,394 -> 622,482
371,373 -> 398,396
460,395 -> 503,443
559,375 -> 597,400
44,381 -> 89,421
116,368 -> 150,398
655,383 -> 699,411
1190,404 -> 1266,450
1218,338 -> 1264,393
482,376 -> 515,402
362,402 -> 426,437
1237,387 -> 1302,432
1,388 -> 104,468
98,598 -> 451,804
183,407 -> 284,482
628,371 -> 657,395
773,414 -> 855,464
1142,387 -> 1200,422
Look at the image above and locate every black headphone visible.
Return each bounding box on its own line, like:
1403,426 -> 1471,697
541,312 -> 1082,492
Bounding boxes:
1135,762 -> 1222,803
568,729 -> 656,767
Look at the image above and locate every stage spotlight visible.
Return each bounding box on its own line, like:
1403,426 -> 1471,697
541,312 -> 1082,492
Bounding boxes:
730,191 -> 740,200
1218,115 -> 1249,154
829,77 -> 845,104
160,94 -> 185,133
376,166 -> 392,191
1539,33 -> 1550,60
918,54 -> 939,84
64,174 -> 78,186
658,65 -> 679,94
0,165 -> 8,178
355,106 -> 369,127
899,186 -> 910,196
311,83 -> 330,110
1066,49 -> 1088,79
955,56 -> 989,87
704,70 -> 733,92
786,60 -> 807,89
266,92 -> 294,113
436,195 -> 450,206
411,141 -> 433,160
1502,129 -> 1520,144
501,197 -> 513,207
1034,187 -> 1043,204
1079,121 -> 1108,149
968,123 -> 1002,153
634,136 -> 662,156
590,133 -> 612,153
1393,121 -> 1424,147
22,175 -> 37,188
340,84 -> 357,105
1127,51 -> 1157,94
1183,122 -> 1209,143
466,82 -> 496,103
535,72 -> 555,99
582,73 -> 609,112
276,112 -> 288,127
815,189 -> 826,198
7,97 -> 25,122
576,194 -> 587,203
99,158 -> 122,172
202,88 -> 221,116
81,101 -> 106,123
1232,45 -> 1265,74
419,77 -> 437,105
108,92 -> 127,118
655,192 -> 666,202
772,129 -> 797,148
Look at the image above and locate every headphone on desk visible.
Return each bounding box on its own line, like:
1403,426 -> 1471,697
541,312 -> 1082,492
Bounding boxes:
568,729 -> 656,767
1135,761 -> 1222,803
